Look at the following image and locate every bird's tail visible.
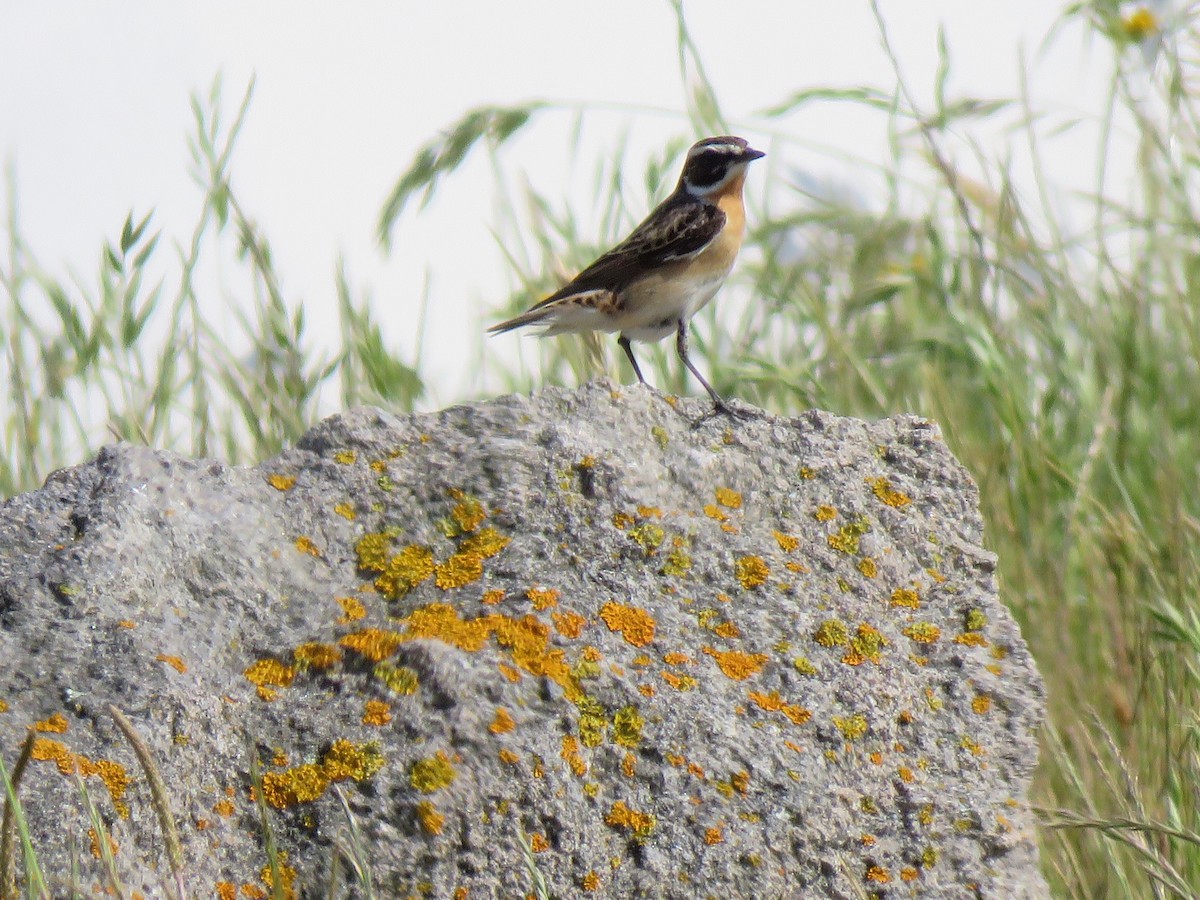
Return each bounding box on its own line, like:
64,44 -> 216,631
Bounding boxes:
487,307 -> 551,335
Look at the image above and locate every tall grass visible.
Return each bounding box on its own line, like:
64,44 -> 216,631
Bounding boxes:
2,1 -> 1198,897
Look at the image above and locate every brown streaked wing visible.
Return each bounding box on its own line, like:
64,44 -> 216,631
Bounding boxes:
530,197 -> 725,308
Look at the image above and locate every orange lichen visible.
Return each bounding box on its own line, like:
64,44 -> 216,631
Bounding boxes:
263,741 -> 383,809
498,748 -> 520,766
527,587 -> 560,610
735,556 -> 769,589
416,799 -> 445,835
581,871 -> 601,891
814,505 -> 837,522
32,740 -> 130,817
773,530 -> 799,552
901,866 -> 920,882
599,602 -> 656,648
605,801 -> 656,839
377,544 -> 436,597
891,588 -> 920,609
662,672 -> 698,691
88,826 -> 117,859
749,690 -> 812,725
294,536 -> 321,557
663,652 -> 693,666
362,700 -> 393,726
703,504 -> 727,522
715,487 -> 742,509
117,620 -> 136,629
482,589 -> 506,606
33,712 -> 68,734
153,653 -> 186,673
971,694 -> 993,715
703,648 -> 768,681
552,610 -> 587,638
336,595 -> 367,622
529,832 -> 550,853
213,799 -> 235,817
216,882 -> 237,900
340,628 -> 402,662
460,526 -> 510,558
490,708 -> 516,734
293,642 -> 341,670
244,658 -> 296,689
866,866 -> 891,884
955,631 -> 990,647
266,474 -> 296,491
704,826 -> 725,845
434,552 -> 485,589
561,735 -> 587,777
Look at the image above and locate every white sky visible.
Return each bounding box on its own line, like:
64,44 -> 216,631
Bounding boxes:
0,2 -> 1135,408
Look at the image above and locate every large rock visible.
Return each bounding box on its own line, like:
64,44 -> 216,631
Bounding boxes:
0,382 -> 1047,898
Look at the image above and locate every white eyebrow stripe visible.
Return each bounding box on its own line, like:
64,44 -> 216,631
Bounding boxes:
687,141 -> 743,158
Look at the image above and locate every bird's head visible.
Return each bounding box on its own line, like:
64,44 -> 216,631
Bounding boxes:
679,135 -> 765,197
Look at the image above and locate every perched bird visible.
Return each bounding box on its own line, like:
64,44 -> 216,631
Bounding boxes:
488,135 -> 764,415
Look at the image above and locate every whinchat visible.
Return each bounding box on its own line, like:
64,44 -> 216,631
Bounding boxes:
488,135 -> 764,415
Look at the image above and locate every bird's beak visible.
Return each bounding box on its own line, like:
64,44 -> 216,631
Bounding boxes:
744,146 -> 766,161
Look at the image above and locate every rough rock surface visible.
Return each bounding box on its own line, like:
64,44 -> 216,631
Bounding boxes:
0,381 -> 1047,898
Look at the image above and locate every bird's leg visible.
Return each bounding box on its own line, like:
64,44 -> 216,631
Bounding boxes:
675,320 -> 741,418
618,335 -> 648,385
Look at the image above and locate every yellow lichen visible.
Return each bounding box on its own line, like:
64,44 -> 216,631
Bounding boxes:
842,623 -> 887,666
813,619 -> 849,647
703,504 -> 727,522
773,531 -> 799,552
857,557 -> 877,578
629,523 -> 665,553
814,505 -> 837,522
293,642 -> 341,670
868,476 -> 911,508
903,623 -> 941,644
374,662 -> 419,694
337,595 -> 367,622
266,474 -> 296,491
417,800 -> 445,835
334,502 -> 356,521
662,545 -> 692,577
355,532 -> 393,573
334,450 -> 357,465
735,556 -> 769,589
891,588 -> 920,609
834,714 -> 869,741
793,657 -> 818,676
450,494 -> 487,534
410,752 -> 457,793
599,602 -> 656,648
703,647 -> 768,681
971,694 -> 992,715
965,608 -> 988,631
715,487 -> 742,509
955,632 -> 990,647
828,517 -> 870,554
612,705 -> 644,748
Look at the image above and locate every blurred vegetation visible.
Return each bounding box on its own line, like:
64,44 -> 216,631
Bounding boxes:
3,0 -> 1199,897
